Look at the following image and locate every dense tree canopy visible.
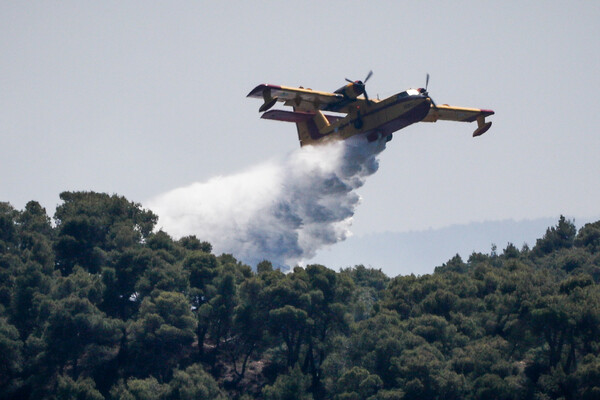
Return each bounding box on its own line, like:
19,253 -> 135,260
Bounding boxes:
1,192 -> 599,399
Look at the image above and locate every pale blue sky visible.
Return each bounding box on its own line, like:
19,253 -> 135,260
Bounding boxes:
2,2 -> 599,239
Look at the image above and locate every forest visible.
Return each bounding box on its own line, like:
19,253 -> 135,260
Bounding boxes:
1,191 -> 599,399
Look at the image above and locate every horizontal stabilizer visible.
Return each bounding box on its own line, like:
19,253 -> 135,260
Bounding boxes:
261,110 -> 344,124
262,110 -> 315,123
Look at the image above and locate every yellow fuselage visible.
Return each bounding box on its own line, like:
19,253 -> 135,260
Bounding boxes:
311,91 -> 432,144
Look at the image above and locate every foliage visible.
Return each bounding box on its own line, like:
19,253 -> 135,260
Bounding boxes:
262,366 -> 314,400
1,193 -> 599,399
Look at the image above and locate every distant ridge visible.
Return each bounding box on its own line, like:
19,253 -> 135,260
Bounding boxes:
310,216 -> 599,277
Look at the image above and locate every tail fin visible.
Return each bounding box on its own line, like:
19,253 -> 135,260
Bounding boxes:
294,107 -> 332,146
294,118 -> 315,146
262,108 -> 334,146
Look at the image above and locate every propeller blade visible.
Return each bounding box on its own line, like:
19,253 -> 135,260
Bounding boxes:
423,73 -> 437,109
345,78 -> 354,83
364,70 -> 373,83
364,90 -> 370,103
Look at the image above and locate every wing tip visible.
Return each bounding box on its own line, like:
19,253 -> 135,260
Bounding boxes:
247,84 -> 282,98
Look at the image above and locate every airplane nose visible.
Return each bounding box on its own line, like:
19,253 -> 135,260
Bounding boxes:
421,91 -> 437,108
415,97 -> 432,120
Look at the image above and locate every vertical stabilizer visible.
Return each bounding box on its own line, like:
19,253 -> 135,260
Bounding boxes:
293,108 -> 313,146
293,107 -> 330,146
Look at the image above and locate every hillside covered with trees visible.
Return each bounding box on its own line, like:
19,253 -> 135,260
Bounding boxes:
1,191 -> 599,399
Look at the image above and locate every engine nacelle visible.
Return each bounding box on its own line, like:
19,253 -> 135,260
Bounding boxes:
334,82 -> 365,100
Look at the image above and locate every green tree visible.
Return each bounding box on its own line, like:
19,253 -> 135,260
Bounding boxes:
301,265 -> 352,398
269,305 -> 308,367
205,273 -> 237,354
572,354 -> 600,400
18,201 -> 55,270
339,265 -> 388,322
56,375 -> 104,400
227,276 -> 268,383
262,366 -> 314,400
10,261 -> 52,337
109,377 -> 169,400
335,366 -> 383,399
533,215 -> 577,256
575,221 -> 600,254
169,363 -> 227,400
135,257 -> 188,298
126,291 -> 196,380
183,251 -> 219,308
42,295 -> 123,379
0,202 -> 19,251
101,247 -> 153,319
392,343 -> 464,400
472,373 -> 512,400
177,235 -> 212,253
54,192 -> 157,274
0,317 -> 23,396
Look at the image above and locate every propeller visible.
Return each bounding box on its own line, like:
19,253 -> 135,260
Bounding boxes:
345,70 -> 373,102
423,73 -> 437,109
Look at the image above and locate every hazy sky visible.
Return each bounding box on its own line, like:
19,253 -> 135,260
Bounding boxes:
2,2 -> 599,239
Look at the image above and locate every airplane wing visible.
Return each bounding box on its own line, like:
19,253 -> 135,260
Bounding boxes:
247,84 -> 369,113
421,104 -> 495,137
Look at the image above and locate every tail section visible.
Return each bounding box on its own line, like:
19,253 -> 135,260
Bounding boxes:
261,108 -> 338,146
295,118 -> 317,146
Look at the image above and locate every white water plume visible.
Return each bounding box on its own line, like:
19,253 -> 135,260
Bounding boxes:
147,135 -> 388,268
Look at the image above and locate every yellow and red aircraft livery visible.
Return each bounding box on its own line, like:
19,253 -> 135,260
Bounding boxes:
247,72 -> 494,147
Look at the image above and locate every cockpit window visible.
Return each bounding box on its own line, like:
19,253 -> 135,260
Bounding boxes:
398,89 -> 422,100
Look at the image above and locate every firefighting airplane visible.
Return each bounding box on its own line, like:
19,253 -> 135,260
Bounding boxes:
247,72 -> 494,147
